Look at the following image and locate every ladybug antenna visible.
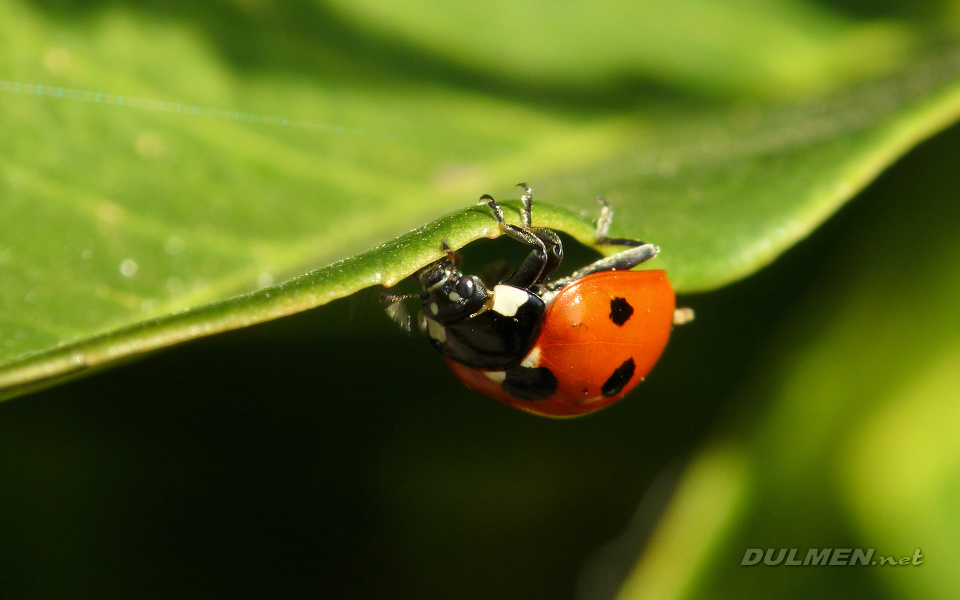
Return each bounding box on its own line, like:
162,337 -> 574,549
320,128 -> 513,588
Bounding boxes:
441,239 -> 461,269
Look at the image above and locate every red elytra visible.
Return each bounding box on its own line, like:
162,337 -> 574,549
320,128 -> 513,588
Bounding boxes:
445,269 -> 675,417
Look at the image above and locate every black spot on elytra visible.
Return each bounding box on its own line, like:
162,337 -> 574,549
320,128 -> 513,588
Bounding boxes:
609,297 -> 634,326
502,366 -> 557,401
601,358 -> 635,397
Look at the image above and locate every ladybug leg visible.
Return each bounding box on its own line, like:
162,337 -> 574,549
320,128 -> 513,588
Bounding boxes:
595,196 -> 614,239
381,292 -> 424,332
594,197 -> 646,247
544,243 -> 659,293
513,183 -> 563,284
529,229 -> 562,284
542,196 -> 659,290
482,193 -> 559,289
502,228 -> 562,288
541,195 -> 658,290
516,182 -> 533,229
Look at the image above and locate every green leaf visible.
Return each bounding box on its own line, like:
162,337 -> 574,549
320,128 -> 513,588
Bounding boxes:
3,0 -> 960,399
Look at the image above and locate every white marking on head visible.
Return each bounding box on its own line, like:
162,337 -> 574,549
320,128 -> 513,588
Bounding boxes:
426,318 -> 446,343
448,291 -> 461,302
429,302 -> 439,315
491,285 -> 528,317
520,347 -> 541,369
484,371 -> 506,382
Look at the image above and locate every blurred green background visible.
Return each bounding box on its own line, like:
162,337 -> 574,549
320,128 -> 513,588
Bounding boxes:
1,0 -> 959,598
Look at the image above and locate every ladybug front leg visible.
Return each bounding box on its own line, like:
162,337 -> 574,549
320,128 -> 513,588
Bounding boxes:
483,192 -> 562,289
516,183 -> 564,285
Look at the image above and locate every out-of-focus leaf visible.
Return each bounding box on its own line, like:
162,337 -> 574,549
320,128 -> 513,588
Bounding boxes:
615,131 -> 960,600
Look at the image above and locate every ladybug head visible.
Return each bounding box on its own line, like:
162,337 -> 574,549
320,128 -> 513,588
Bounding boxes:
417,257 -> 490,325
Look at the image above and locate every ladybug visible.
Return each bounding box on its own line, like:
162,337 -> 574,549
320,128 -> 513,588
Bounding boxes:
385,184 -> 690,417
